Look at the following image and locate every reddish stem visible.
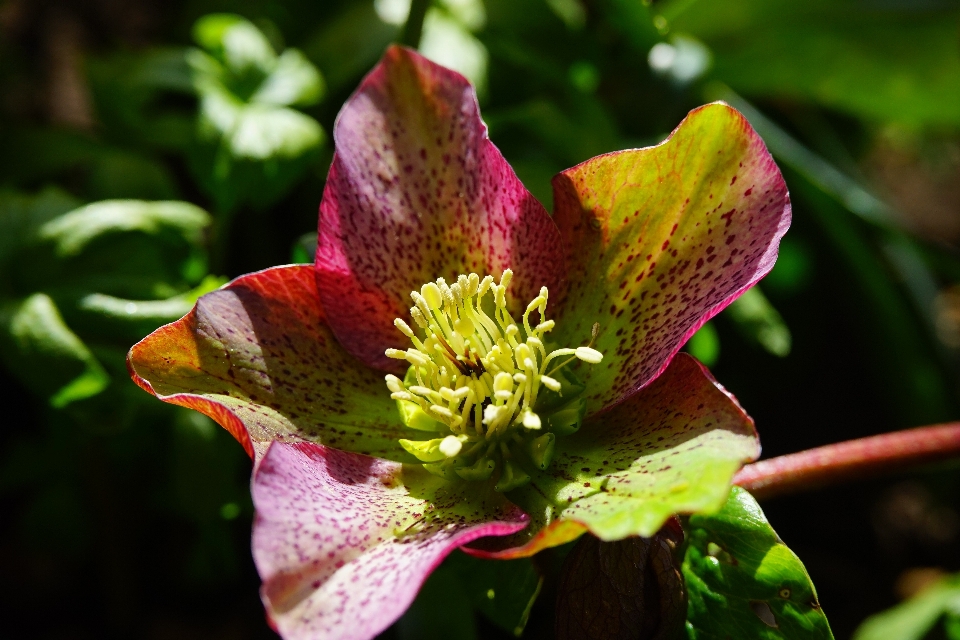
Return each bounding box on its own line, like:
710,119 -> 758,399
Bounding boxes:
733,422 -> 960,500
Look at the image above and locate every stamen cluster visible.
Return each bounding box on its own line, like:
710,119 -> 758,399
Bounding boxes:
384,270 -> 602,490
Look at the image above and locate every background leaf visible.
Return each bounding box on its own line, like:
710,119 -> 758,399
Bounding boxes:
853,574 -> 960,640
0,294 -> 109,407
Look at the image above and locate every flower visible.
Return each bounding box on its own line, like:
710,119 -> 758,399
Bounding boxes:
128,46 -> 789,640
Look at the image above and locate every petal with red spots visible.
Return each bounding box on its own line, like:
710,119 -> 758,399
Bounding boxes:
252,441 -> 528,640
127,265 -> 416,462
316,45 -> 564,371
469,354 -> 758,554
552,103 -> 790,414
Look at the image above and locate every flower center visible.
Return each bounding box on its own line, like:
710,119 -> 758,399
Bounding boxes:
384,270 -> 602,492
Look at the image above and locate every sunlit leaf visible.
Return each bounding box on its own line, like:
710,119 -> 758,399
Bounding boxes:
37,200 -> 209,258
251,49 -> 325,106
683,487 -> 834,639
227,104 -> 323,160
193,14 -> 275,74
62,275 -> 226,342
186,14 -> 326,211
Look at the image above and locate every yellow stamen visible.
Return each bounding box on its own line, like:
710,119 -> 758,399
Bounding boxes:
384,270 -> 603,485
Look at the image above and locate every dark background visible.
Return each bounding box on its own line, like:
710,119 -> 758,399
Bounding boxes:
2,0 -> 960,638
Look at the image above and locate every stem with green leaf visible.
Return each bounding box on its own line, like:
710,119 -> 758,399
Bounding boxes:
733,422 -> 960,500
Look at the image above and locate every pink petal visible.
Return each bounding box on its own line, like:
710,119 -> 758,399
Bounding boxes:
252,441 -> 528,640
316,46 -> 565,371
552,103 -> 790,414
128,265 -> 413,462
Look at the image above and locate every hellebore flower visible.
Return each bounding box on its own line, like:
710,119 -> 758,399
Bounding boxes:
128,46 -> 789,640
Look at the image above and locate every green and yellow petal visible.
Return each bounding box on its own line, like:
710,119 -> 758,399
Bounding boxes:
552,102 -> 790,414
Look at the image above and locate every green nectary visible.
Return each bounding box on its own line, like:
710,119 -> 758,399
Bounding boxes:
384,269 -> 602,491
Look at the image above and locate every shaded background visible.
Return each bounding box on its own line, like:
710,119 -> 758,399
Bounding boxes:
2,0 -> 960,638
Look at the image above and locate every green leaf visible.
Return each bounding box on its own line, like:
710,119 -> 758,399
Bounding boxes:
0,294 -> 109,407
0,187 -> 80,267
226,104 -> 324,160
301,2 -> 399,93
400,552 -> 543,639
251,49 -> 325,107
186,14 -> 326,212
6,200 -> 211,300
37,200 -> 210,258
725,287 -> 792,357
686,322 -> 720,368
671,0 -> 960,127
445,553 -> 543,636
853,574 -> 960,640
193,14 -> 275,75
59,275 -> 226,342
683,487 -> 834,639
398,564 -> 478,640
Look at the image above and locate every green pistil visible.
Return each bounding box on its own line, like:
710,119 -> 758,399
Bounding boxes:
384,270 -> 601,492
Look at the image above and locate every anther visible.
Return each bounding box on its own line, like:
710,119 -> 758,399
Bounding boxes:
535,320 -> 555,333
385,374 -> 404,393
575,346 -> 604,364
525,296 -> 546,315
520,408 -> 541,430
439,435 -> 462,458
540,375 -> 561,392
493,372 -> 513,396
395,318 -> 416,339
410,307 -> 428,328
477,275 -> 493,298
467,273 -> 480,296
454,316 -> 475,336
411,291 -> 432,318
404,349 -> 430,367
421,282 -> 444,310
431,405 -> 455,420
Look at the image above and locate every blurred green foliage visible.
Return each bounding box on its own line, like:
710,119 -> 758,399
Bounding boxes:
853,571 -> 960,640
2,0 -> 960,638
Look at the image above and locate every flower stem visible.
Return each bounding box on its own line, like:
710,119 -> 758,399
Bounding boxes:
733,422 -> 960,500
400,0 -> 431,48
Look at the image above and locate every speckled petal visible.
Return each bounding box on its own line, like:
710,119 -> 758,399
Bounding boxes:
552,103 -> 790,414
253,441 -> 528,640
468,354 -> 758,555
127,265 -> 416,462
316,45 -> 564,371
